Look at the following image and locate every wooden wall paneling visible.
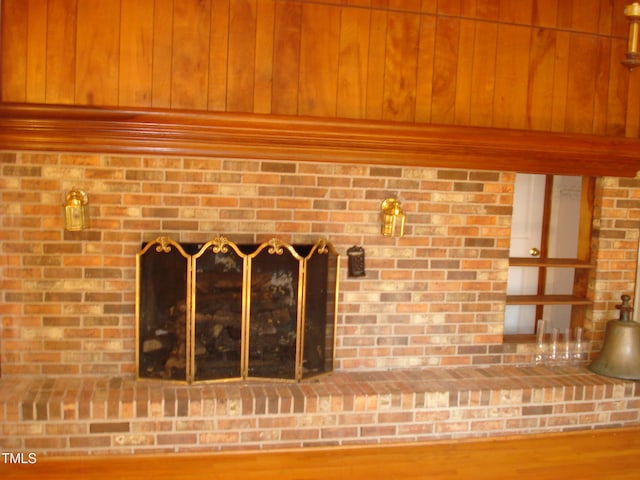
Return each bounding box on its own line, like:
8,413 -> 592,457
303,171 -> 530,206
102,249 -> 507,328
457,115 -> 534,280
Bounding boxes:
556,0 -> 572,30
468,21 -> 497,127
626,72 -> 640,138
253,0 -> 275,114
381,11 -> 420,121
459,0 -> 477,17
597,0 -> 613,35
46,0 -> 78,104
420,0 -> 437,14
414,14 -> 436,123
271,1 -> 302,115
208,0 -> 229,112
612,0 -> 630,37
1,0 -> 28,102
119,0 -> 154,107
527,28 -> 557,130
430,17 -> 459,124
498,0 -> 533,24
336,5 -> 371,119
492,24 -> 532,129
26,0 -> 47,103
75,0 -> 121,105
564,34 -> 599,134
592,37 -> 612,135
606,38 -> 630,136
531,0 -> 558,27
475,0 -> 500,21
364,7 -> 387,120
151,0 -> 173,108
227,0 -> 257,113
550,31 -> 570,132
436,0 -> 460,16
388,0 -> 420,13
298,3 -> 341,117
453,19 -> 475,125
571,0 -> 602,34
171,0 -> 211,110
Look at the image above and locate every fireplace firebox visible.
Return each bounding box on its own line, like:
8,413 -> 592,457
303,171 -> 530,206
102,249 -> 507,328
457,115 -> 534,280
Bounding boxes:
136,236 -> 340,383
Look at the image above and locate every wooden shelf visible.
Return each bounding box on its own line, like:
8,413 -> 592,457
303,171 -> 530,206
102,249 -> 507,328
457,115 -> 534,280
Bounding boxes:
506,295 -> 592,306
1,104 -> 640,177
509,257 -> 594,268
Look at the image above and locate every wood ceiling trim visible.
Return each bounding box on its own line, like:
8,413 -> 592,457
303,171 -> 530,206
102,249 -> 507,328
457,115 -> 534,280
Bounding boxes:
1,103 -> 638,177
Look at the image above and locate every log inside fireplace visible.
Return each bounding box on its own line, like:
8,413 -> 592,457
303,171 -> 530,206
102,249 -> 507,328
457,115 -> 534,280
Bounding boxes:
136,237 -> 339,383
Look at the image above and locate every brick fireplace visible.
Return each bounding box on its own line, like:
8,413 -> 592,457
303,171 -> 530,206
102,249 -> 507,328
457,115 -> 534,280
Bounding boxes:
2,149 -> 640,454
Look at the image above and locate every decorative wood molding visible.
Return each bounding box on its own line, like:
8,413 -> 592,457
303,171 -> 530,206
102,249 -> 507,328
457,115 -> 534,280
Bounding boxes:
1,103 -> 639,177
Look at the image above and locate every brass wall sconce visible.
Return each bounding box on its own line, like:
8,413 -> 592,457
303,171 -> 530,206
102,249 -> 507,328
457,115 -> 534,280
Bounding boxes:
381,198 -> 405,237
63,188 -> 90,231
623,2 -> 640,70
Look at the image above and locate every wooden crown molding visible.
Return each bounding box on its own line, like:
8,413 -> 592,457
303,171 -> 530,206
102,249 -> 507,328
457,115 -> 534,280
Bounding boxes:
1,103 -> 639,177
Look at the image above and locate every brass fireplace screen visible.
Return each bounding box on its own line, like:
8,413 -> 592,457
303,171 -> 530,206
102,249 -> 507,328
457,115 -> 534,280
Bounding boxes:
136,236 -> 340,383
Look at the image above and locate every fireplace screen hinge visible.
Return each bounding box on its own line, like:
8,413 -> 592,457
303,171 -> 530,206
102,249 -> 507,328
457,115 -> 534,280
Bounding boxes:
136,236 -> 340,383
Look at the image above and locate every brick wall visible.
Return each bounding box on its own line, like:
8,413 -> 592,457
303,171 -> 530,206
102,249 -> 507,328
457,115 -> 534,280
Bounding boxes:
1,151 -> 640,377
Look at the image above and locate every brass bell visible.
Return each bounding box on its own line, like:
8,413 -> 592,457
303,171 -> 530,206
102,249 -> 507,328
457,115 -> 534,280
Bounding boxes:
589,295 -> 640,380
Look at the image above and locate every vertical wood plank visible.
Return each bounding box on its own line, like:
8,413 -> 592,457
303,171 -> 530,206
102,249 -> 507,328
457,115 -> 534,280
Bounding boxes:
611,0 -> 628,38
1,0 -> 29,102
431,17 -> 459,124
26,0 -> 48,103
499,0 -> 532,24
364,7 -> 387,120
75,0 -> 121,105
459,0 -> 476,17
171,0 -> 211,110
570,0 -> 600,33
607,37 -> 630,136
626,72 -> 640,138
550,31 -> 570,132
298,3 -> 341,117
208,0 -> 229,111
420,0 -> 437,13
381,11 -> 420,121
527,29 -> 556,130
271,0 -> 302,115
592,37 -> 611,135
564,34 -> 599,134
119,0 -> 154,107
597,0 -> 613,35
532,0 -> 558,27
254,0 -> 275,114
46,0 -> 77,104
493,24 -> 531,129
475,0 -> 499,21
151,0 -> 174,108
556,0 -> 572,30
227,0 -> 257,113
454,19 -> 475,125
414,14 -> 436,123
437,0 -> 460,16
469,21 -> 497,127
337,6 -> 371,119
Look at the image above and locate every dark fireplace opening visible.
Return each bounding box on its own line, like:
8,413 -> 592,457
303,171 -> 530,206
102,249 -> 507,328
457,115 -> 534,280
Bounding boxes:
136,237 -> 339,383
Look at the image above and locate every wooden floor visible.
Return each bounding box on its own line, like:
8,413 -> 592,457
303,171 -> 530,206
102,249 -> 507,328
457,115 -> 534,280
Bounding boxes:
3,427 -> 640,480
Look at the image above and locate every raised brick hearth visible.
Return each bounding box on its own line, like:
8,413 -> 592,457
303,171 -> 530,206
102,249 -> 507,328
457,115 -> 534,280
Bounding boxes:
1,366 -> 639,455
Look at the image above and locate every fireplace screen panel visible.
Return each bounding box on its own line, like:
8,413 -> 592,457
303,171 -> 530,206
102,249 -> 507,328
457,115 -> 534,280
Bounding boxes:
247,243 -> 301,380
302,243 -> 338,379
136,237 -> 339,383
193,241 -> 245,382
137,238 -> 190,382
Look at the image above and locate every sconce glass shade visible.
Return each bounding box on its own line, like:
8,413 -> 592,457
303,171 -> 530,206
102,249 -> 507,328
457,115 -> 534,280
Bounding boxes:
623,2 -> 640,70
64,188 -> 90,231
381,198 -> 405,237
